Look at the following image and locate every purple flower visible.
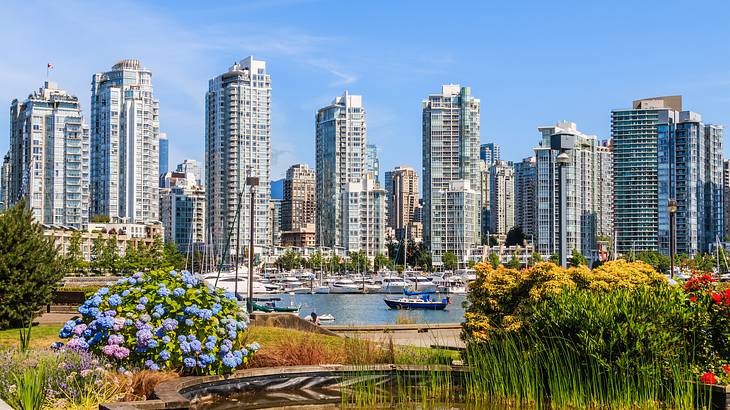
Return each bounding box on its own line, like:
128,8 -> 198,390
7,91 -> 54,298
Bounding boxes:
108,334 -> 124,345
136,329 -> 153,347
135,304 -> 146,311
157,287 -> 171,297
183,357 -> 196,368
113,346 -> 130,359
190,340 -> 202,352
72,324 -> 87,336
222,352 -> 237,368
139,296 -> 149,305
162,336 -> 171,344
180,341 -> 191,354
108,294 -> 122,306
159,350 -> 171,361
162,318 -> 178,332
185,319 -> 194,326
173,288 -> 185,297
98,287 -> 110,295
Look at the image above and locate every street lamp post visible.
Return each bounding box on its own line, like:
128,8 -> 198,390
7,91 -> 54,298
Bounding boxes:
246,176 -> 259,314
668,199 -> 677,279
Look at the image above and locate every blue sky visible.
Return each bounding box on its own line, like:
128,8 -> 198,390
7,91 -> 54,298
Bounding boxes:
2,0 -> 730,179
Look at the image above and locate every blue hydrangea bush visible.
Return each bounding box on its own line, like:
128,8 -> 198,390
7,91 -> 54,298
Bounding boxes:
56,269 -> 259,375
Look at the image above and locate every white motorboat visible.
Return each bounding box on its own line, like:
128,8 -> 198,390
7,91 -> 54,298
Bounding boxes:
313,285 -> 331,294
318,314 -> 335,321
379,277 -> 408,294
330,279 -> 361,294
406,276 -> 438,293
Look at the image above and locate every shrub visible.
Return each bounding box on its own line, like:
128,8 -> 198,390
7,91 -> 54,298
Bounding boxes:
0,348 -> 119,409
530,286 -> 699,371
0,200 -> 64,329
56,269 -> 260,375
462,260 -> 667,341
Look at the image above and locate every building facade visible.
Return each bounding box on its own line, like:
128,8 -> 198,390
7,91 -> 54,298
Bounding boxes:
9,81 -> 90,228
365,143 -> 380,183
480,143 -> 500,166
205,57 -> 271,259
0,153 -> 10,211
269,198 -> 282,248
422,85 -> 481,267
175,159 -> 202,186
488,160 -> 515,238
657,113 -> 723,256
90,59 -> 160,223
281,163 -> 316,232
159,132 -> 169,180
724,160 -> 730,240
386,166 -> 419,241
514,156 -> 537,239
159,172 -> 205,252
535,121 -> 610,265
613,96 -> 723,256
315,91 -> 366,249
342,174 -> 387,258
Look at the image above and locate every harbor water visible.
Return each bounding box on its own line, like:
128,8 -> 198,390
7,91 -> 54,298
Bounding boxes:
270,293 -> 466,325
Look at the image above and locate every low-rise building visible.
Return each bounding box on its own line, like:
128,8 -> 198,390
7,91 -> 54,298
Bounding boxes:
44,222 -> 163,261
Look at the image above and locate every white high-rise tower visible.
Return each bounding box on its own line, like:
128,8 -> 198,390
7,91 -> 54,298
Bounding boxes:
9,82 -> 90,228
90,59 -> 160,223
315,91 -> 366,248
205,57 -> 272,258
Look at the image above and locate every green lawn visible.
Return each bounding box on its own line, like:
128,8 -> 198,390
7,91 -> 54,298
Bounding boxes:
0,324 -> 458,366
0,324 -> 61,349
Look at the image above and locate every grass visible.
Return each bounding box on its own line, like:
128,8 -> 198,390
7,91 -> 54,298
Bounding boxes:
0,324 -> 61,349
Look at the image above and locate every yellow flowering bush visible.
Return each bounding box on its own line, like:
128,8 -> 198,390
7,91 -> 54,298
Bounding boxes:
462,260 -> 667,342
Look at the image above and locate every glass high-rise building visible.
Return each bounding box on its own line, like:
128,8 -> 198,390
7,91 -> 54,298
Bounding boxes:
534,121 -> 611,265
315,91 -> 366,248
514,156 -> 537,239
205,57 -> 271,258
480,143 -> 500,167
9,81 -> 90,228
159,132 -> 169,181
91,59 -> 160,223
422,85 -> 481,267
613,96 -> 723,256
365,143 -> 380,183
488,160 -> 515,237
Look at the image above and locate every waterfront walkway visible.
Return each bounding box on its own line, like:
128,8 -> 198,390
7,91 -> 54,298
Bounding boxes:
325,323 -> 464,350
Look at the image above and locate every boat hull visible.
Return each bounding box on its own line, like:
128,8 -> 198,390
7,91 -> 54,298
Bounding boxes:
383,299 -> 448,310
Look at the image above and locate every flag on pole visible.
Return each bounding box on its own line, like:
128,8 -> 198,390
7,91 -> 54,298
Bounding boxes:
46,63 -> 54,79
47,63 -> 54,70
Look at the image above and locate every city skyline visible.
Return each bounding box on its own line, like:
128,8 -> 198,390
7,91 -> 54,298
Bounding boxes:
2,1 -> 730,181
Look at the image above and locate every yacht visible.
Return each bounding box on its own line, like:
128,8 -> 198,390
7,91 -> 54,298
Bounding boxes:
330,278 -> 361,294
406,276 -> 438,293
379,276 -> 409,294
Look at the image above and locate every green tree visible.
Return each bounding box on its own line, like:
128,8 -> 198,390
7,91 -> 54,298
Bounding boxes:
64,230 -> 84,275
308,251 -> 323,271
549,253 -> 560,265
488,252 -> 501,269
569,249 -> 588,267
348,251 -> 371,272
373,252 -> 391,272
91,233 -> 105,274
529,251 -> 543,266
506,254 -> 521,269
90,214 -> 110,223
505,226 -> 526,247
163,242 -> 185,270
103,235 -> 119,274
442,251 -> 458,271
466,260 -> 477,268
277,249 -> 301,271
0,200 -> 64,328
415,248 -> 432,272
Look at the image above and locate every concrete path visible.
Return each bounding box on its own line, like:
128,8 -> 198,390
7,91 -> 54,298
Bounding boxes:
334,327 -> 464,349
37,312 -> 75,325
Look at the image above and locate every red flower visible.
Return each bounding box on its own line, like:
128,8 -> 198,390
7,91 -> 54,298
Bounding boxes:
723,364 -> 730,374
689,295 -> 697,303
712,292 -> 722,304
699,372 -> 718,384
